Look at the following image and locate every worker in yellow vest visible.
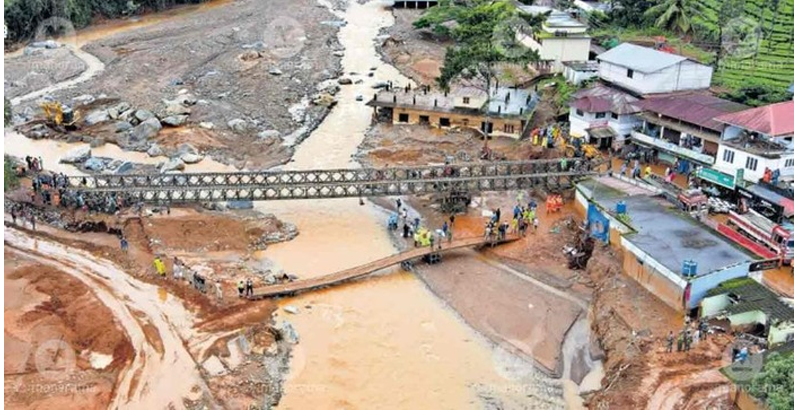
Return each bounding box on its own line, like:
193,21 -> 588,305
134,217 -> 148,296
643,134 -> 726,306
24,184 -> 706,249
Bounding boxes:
153,256 -> 166,278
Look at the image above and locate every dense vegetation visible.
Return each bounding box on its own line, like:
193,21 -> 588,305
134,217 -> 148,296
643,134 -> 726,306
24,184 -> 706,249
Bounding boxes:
4,155 -> 19,191
4,0 -> 207,43
749,352 -> 793,410
601,0 -> 794,105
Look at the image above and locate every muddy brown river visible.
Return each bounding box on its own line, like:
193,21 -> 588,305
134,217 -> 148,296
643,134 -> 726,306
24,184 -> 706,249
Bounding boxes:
4,0 -> 600,408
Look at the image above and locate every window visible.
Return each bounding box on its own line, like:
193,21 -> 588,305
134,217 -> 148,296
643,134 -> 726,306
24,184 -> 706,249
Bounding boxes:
398,113 -> 409,123
611,113 -> 619,120
503,124 -> 515,133
419,115 -> 430,124
785,158 -> 794,167
626,69 -> 634,78
595,112 -> 607,119
462,97 -> 470,104
722,149 -> 735,163
576,109 -> 584,116
439,117 -> 451,127
745,156 -> 759,171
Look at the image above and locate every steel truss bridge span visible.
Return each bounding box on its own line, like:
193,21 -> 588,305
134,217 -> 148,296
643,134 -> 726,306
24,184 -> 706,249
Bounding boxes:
64,158 -> 607,203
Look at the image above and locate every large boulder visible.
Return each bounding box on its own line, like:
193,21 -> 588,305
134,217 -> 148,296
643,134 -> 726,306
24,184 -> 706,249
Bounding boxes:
258,130 -> 281,139
160,158 -> 186,173
134,109 -> 155,122
114,121 -> 133,133
312,93 -> 337,108
227,200 -> 254,210
337,77 -> 353,85
177,143 -> 199,155
269,67 -> 283,76
83,157 -> 106,171
124,118 -> 162,150
60,146 -> 91,164
227,118 -> 249,133
84,109 -> 110,125
71,94 -> 95,106
199,122 -> 215,129
147,144 -> 163,157
161,115 -> 189,127
160,98 -> 192,117
180,153 -> 204,164
90,137 -> 105,148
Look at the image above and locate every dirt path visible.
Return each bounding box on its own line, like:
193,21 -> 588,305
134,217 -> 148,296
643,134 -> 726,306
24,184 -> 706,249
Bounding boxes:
4,226 -> 210,409
10,46 -> 105,105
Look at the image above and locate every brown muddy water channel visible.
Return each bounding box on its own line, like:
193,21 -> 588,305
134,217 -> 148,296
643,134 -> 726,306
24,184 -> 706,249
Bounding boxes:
4,0 -> 602,408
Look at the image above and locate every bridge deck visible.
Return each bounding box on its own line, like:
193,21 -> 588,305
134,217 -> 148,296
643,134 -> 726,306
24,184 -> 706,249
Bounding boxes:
248,235 -> 519,299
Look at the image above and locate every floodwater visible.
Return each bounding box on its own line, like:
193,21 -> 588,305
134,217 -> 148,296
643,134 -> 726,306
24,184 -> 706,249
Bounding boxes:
3,0 -> 600,407
4,130 -> 236,175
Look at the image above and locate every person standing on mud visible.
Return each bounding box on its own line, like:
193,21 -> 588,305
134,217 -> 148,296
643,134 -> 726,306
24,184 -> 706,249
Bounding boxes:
396,198 -> 402,210
666,331 -> 674,353
120,236 -> 129,253
153,256 -> 166,278
533,217 -> 539,232
246,278 -> 254,297
29,213 -> 36,231
237,280 -> 245,298
215,280 -> 223,301
449,214 -> 455,228
676,331 -> 684,352
11,208 -> 17,225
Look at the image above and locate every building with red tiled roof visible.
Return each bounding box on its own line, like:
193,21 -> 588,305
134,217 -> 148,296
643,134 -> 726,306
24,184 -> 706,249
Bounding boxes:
713,101 -> 794,184
630,92 -> 748,168
715,101 -> 794,138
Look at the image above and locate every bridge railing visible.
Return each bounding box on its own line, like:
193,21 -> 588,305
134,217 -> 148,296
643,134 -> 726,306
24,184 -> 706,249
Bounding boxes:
65,157 -> 601,190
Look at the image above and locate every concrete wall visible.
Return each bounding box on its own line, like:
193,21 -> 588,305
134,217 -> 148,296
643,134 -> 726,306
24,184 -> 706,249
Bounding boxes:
714,143 -> 794,183
569,107 -> 639,139
621,240 -> 688,311
768,321 -> 794,346
575,183 -> 635,250
517,33 -> 590,73
563,66 -> 597,85
688,263 -> 750,308
701,293 -> 730,317
599,60 -> 712,95
390,106 -> 527,139
541,38 -> 591,72
729,310 -> 767,327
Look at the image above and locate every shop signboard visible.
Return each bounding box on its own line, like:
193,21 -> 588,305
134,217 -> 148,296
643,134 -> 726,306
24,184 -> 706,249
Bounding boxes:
697,167 -> 736,190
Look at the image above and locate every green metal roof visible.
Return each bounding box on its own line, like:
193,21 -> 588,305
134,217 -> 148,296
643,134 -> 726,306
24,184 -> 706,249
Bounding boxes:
706,278 -> 794,323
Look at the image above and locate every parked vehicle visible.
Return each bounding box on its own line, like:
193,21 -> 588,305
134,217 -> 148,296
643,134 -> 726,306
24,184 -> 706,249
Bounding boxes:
728,210 -> 794,265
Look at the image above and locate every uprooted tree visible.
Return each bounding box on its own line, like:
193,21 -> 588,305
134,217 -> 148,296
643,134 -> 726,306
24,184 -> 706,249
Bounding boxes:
414,0 -> 541,139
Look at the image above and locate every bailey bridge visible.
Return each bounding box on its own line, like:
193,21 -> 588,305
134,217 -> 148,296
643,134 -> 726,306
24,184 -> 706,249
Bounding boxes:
65,157 -> 608,203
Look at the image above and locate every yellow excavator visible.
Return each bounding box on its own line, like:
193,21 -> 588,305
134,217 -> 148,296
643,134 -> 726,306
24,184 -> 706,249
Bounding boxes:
40,101 -> 79,129
559,135 -> 600,159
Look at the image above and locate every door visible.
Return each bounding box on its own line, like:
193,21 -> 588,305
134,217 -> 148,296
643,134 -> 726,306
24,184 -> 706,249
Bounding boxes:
481,121 -> 493,135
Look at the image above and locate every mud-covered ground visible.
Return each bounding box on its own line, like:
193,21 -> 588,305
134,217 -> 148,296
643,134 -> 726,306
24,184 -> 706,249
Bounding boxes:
4,48 -> 88,99
377,8 -> 449,86
6,0 -> 344,169
4,250 -> 132,410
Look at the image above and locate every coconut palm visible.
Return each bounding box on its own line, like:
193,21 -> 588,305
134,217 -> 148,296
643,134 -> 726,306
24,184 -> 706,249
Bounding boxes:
644,0 -> 694,35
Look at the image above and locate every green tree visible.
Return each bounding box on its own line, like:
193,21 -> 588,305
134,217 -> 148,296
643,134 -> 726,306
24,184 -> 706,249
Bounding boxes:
643,0 -> 694,34
712,0 -> 745,67
4,155 -> 20,191
720,79 -> 790,106
415,0 -> 540,138
749,352 -> 793,410
608,0 -> 657,28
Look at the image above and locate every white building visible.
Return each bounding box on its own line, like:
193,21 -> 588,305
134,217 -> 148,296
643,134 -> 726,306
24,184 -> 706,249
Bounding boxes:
569,84 -> 641,148
516,7 -> 591,73
563,60 -> 598,85
596,43 -> 713,96
713,101 -> 794,183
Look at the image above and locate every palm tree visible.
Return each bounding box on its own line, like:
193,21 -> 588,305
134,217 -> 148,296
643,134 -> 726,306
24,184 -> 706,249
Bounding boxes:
644,0 -> 694,35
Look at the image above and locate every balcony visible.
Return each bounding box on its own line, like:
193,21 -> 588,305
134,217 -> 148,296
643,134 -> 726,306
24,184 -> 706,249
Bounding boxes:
632,131 -> 715,165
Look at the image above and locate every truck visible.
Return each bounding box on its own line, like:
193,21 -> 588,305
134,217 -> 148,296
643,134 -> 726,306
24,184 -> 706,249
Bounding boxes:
727,210 -> 794,265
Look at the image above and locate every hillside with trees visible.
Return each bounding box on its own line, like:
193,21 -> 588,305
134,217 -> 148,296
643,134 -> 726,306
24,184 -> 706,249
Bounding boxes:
598,0 -> 793,105
4,0 -> 208,44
